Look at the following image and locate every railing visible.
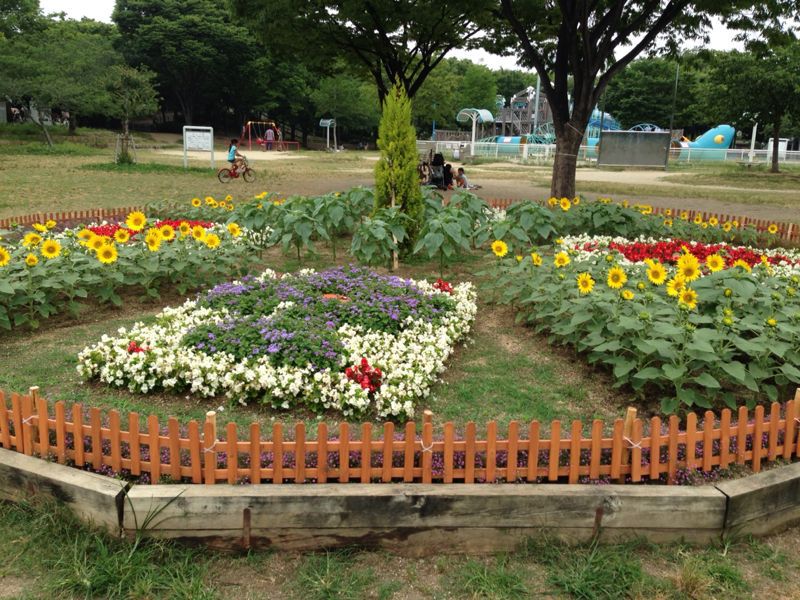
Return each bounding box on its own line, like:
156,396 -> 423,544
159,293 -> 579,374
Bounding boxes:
0,206 -> 145,230
1,387 -> 797,486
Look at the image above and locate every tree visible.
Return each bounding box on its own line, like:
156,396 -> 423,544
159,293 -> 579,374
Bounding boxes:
107,65 -> 159,163
0,0 -> 41,39
492,1 -> 800,198
374,83 -> 423,268
0,17 -> 120,144
230,0 -> 494,102
493,68 -> 537,106
706,46 -> 800,173
311,71 -> 380,140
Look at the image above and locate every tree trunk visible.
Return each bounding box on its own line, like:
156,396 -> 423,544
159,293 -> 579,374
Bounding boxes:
771,121 -> 781,174
29,104 -> 53,148
550,124 -> 584,198
68,114 -> 77,135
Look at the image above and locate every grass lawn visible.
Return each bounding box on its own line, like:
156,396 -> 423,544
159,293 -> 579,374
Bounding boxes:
2,497 -> 798,599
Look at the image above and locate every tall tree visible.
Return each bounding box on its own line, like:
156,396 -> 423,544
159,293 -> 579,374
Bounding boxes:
230,0 -> 494,102
311,71 -> 380,139
492,1 -> 800,197
706,46 -> 800,172
106,65 -> 160,162
0,0 -> 41,39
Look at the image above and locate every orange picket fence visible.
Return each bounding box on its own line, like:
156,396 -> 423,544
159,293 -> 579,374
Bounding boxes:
0,206 -> 146,230
1,387 -> 798,486
488,198 -> 800,243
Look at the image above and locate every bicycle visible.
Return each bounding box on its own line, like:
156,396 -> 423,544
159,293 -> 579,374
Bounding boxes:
217,156 -> 255,183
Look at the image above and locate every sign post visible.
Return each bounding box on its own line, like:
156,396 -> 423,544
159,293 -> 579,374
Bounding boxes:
183,126 -> 215,169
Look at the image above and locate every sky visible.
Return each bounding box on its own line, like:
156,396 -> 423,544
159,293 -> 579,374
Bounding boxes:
40,0 -> 742,70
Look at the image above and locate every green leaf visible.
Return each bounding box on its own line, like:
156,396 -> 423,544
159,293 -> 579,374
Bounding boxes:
693,373 -> 720,389
662,363 -> 686,380
633,366 -> 661,381
720,361 -> 747,383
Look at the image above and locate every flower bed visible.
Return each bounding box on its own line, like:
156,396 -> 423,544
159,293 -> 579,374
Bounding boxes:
77,266 -> 477,419
0,212 -> 256,329
488,235 -> 800,413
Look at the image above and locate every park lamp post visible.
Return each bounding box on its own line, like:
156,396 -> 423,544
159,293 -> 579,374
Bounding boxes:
456,108 -> 495,158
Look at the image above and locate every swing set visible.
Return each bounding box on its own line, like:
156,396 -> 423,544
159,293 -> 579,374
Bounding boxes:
241,120 -> 299,152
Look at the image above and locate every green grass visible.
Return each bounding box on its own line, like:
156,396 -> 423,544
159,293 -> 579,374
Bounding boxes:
81,162 -> 215,175
450,556 -> 530,599
289,550 -> 376,600
663,163 -> 800,190
0,141 -> 107,156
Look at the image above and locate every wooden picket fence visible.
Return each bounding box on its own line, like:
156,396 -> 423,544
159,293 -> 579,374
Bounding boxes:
488,198 -> 800,244
0,206 -> 145,230
1,387 -> 798,486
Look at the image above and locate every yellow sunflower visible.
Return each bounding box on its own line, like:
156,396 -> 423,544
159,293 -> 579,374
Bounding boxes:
646,262 -> 668,285
678,287 -> 698,310
606,266 -> 627,289
114,229 -> 131,244
705,254 -> 725,272
576,272 -> 594,294
666,276 -> 685,297
25,253 -> 38,267
680,211 -> 689,220
693,215 -> 703,225
663,218 -> 673,227
732,220 -> 739,228
145,232 -> 161,252
708,216 -> 719,227
204,233 -> 221,249
572,196 -> 581,206
191,197 -> 202,207
125,211 -> 147,231
32,223 -> 47,233
218,201 -> 227,209
554,252 -> 571,268
722,222 -> 733,232
22,232 -> 42,248
731,259 -> 752,272
559,197 -> 571,211
0,247 -> 10,267
531,252 -> 543,266
547,197 -> 558,207
179,221 -> 191,237
621,289 -> 635,300
89,236 -> 107,252
191,225 -> 206,241
159,224 -> 176,241
96,244 -> 118,264
665,209 -> 672,216
45,220 -> 56,230
768,223 -> 779,235
766,317 -> 777,327
491,240 -> 508,258
40,239 -> 61,259
227,222 -> 242,237
77,229 -> 94,243
676,253 -> 701,282
205,196 -> 215,205
515,255 -> 523,262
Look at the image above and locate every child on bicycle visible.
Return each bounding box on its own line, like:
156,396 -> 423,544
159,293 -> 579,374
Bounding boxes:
227,139 -> 245,172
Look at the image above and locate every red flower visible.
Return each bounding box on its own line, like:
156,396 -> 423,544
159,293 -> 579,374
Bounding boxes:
127,340 -> 147,354
433,278 -> 453,294
346,357 -> 383,393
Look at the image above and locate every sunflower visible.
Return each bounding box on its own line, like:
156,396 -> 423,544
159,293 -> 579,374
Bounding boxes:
125,211 -> 147,231
559,197 -> 571,211
25,253 -> 38,267
606,266 -> 627,289
666,276 -> 685,297
646,262 -> 668,285
693,215 -> 703,225
665,209 -> 672,216
191,197 -> 202,207
766,317 -> 777,327
45,220 -> 56,230
732,220 -> 739,228
491,240 -> 508,258
32,223 -> 47,233
731,259 -> 752,272
227,204 -> 235,211
547,197 -> 558,207
159,224 -> 176,241
218,201 -> 227,209
554,252 -> 571,268
639,205 -> 653,215
256,191 -> 268,200
722,222 -> 733,232
22,232 -> 42,248
89,235 -> 108,252
96,244 -> 118,264
708,216 -> 719,227
663,218 -> 673,227
680,211 -> 689,220
621,289 -> 634,300
77,229 -> 94,243
705,254 -> 724,272
768,223 -> 779,235
701,222 -> 708,229
678,288 -> 698,310
204,233 -> 221,249
145,232 -> 161,252
178,221 -> 191,237
0,247 -> 10,267
40,239 -> 61,259
676,253 -> 701,282
227,222 -> 242,237
515,255 -> 523,262
224,194 -> 233,202
191,225 -> 206,241
531,252 -> 543,266
622,200 -> 629,208
114,229 -> 131,244
637,282 -> 646,291
205,196 -> 215,205
208,199 -> 218,208
576,272 -> 594,294
572,196 -> 581,206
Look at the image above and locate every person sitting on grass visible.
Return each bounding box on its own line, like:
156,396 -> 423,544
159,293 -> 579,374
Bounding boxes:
227,138 -> 245,172
455,167 -> 481,190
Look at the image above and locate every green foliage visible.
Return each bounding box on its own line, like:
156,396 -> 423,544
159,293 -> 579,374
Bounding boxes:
451,557 -> 529,599
311,68 -> 381,138
413,204 -> 473,277
374,82 -> 424,244
350,208 -> 410,268
106,64 -> 160,135
268,196 -> 329,261
291,550 -> 375,600
492,200 -> 558,251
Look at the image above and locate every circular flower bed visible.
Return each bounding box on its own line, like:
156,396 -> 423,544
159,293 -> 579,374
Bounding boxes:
77,266 -> 477,418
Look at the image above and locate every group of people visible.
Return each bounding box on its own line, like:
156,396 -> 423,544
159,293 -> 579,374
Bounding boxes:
423,152 -> 480,190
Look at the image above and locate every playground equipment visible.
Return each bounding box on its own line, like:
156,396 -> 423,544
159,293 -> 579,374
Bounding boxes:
241,120 -> 277,151
455,108 -> 494,157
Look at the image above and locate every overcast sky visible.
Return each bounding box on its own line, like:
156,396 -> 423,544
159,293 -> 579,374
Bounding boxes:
40,0 -> 742,70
